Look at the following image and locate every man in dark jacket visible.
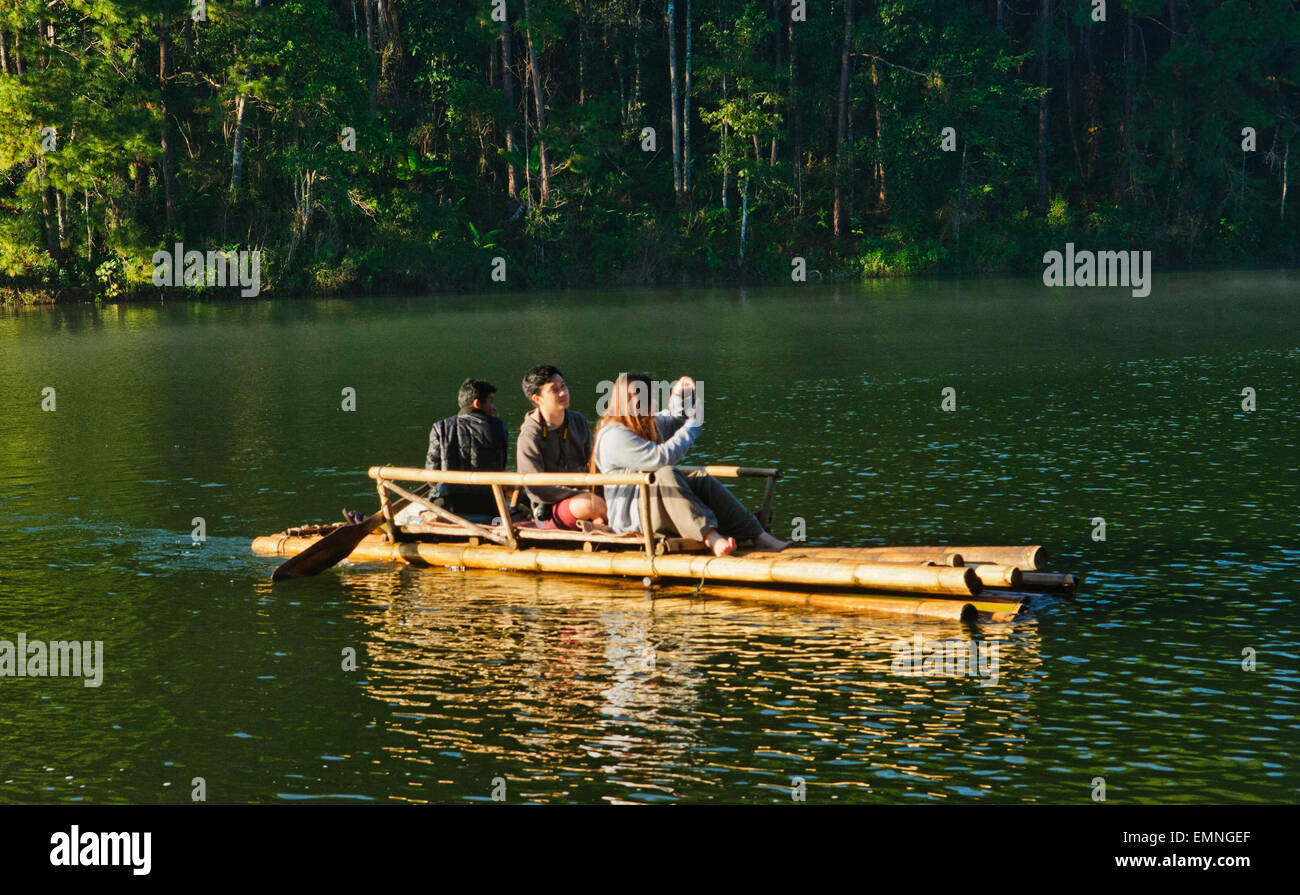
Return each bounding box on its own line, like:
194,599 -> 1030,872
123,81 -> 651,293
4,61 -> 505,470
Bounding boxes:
423,378 -> 509,518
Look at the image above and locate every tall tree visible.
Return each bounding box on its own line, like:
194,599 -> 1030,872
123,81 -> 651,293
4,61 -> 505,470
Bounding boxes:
500,4 -> 522,207
158,12 -> 180,232
667,0 -> 683,202
1036,0 -> 1051,213
833,0 -> 854,237
523,0 -> 552,204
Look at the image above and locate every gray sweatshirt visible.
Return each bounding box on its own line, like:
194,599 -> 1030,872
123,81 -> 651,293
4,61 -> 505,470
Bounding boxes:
516,408 -> 594,506
593,412 -> 703,534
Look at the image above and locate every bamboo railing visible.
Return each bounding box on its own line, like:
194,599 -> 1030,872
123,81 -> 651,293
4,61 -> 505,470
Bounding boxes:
368,464 -> 782,560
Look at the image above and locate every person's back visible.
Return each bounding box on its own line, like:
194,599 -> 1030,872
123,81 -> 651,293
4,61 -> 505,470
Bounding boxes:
425,379 -> 508,518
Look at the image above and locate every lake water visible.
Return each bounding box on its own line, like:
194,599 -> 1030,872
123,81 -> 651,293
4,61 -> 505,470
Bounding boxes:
1,271 -> 1297,804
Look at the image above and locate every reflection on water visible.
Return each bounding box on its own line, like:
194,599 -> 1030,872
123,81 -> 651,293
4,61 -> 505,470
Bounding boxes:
347,568 -> 1046,803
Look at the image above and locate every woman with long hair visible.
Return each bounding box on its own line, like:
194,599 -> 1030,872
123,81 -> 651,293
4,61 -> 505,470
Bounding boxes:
591,373 -> 790,556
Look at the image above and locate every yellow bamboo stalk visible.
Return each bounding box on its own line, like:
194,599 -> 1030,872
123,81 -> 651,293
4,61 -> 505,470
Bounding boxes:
815,545 -> 1047,571
369,466 -> 651,488
252,534 -> 979,596
793,549 -> 964,567
384,479 -> 504,544
490,483 -> 516,550
967,563 -> 1023,588
251,534 -> 990,621
676,465 -> 781,478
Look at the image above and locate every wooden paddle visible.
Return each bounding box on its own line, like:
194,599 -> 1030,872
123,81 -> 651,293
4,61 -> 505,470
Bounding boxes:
270,483 -> 431,582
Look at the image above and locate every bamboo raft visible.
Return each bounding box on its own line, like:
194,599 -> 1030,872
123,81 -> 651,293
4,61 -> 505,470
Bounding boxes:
251,465 -> 1081,622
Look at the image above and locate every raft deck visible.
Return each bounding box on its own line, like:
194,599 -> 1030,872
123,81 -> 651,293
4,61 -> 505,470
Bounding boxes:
252,466 -> 1082,622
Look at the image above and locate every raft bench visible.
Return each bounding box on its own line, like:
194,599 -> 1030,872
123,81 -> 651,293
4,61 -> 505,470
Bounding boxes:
367,465 -> 781,558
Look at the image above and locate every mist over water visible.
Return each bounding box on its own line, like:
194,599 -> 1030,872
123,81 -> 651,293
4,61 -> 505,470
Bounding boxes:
1,270 -> 1297,803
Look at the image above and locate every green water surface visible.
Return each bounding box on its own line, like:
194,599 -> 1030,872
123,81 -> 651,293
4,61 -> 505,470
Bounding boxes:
1,271 -> 1296,803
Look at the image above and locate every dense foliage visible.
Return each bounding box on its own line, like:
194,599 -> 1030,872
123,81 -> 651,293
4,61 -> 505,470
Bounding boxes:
1,0 -> 1296,300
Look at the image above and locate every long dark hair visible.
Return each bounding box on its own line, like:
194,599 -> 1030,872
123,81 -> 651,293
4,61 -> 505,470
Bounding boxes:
590,373 -> 659,471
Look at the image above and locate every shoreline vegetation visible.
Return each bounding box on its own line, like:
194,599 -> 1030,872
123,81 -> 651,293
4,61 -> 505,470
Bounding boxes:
2,257 -> 1296,307
1,1 -> 1296,306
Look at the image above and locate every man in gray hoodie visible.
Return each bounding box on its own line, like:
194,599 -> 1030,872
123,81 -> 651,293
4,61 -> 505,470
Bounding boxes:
516,364 -> 608,529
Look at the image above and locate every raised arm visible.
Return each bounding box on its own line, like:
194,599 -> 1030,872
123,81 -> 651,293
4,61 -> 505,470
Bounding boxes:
596,419 -> 701,472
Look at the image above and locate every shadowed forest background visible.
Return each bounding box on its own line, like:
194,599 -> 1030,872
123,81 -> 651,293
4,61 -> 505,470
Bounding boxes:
0,0 -> 1296,300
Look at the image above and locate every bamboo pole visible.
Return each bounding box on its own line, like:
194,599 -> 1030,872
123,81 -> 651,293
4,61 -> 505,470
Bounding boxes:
252,534 -> 980,596
251,534 -> 996,620
376,477 -> 394,527
967,563 -> 1023,589
369,466 -> 651,488
638,483 -> 654,564
815,545 -> 1046,570
810,547 -> 965,566
384,480 -> 505,545
490,483 -> 517,550
676,465 -> 781,478
673,583 -> 978,621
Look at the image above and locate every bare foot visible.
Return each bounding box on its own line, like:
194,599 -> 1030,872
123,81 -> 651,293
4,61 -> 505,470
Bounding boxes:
755,532 -> 791,552
706,531 -> 737,557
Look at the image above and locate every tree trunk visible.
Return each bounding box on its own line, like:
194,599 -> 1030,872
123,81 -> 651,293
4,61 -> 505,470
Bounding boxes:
0,30 -> 9,74
721,74 -> 729,210
769,0 -> 780,165
1167,1 -> 1179,173
683,0 -> 692,194
364,0 -> 378,120
833,0 -> 853,237
667,0 -> 682,202
85,188 -> 93,266
739,178 -> 749,265
789,16 -> 803,213
578,18 -> 586,105
231,94 -> 249,197
39,162 -> 62,268
230,1 -> 261,199
1281,137 -> 1289,222
56,189 -> 67,249
1121,10 -> 1135,193
159,14 -> 180,232
871,59 -> 885,208
1036,0 -> 1051,214
523,0 -> 551,203
634,0 -> 642,113
1063,11 -> 1084,182
501,10 -> 522,206
616,31 -> 626,124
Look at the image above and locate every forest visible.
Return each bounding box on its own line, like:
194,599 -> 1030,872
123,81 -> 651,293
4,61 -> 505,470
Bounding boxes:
0,0 -> 1296,300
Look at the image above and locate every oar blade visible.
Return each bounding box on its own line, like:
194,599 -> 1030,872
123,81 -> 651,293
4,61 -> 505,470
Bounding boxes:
269,483 -> 429,582
270,518 -> 378,581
